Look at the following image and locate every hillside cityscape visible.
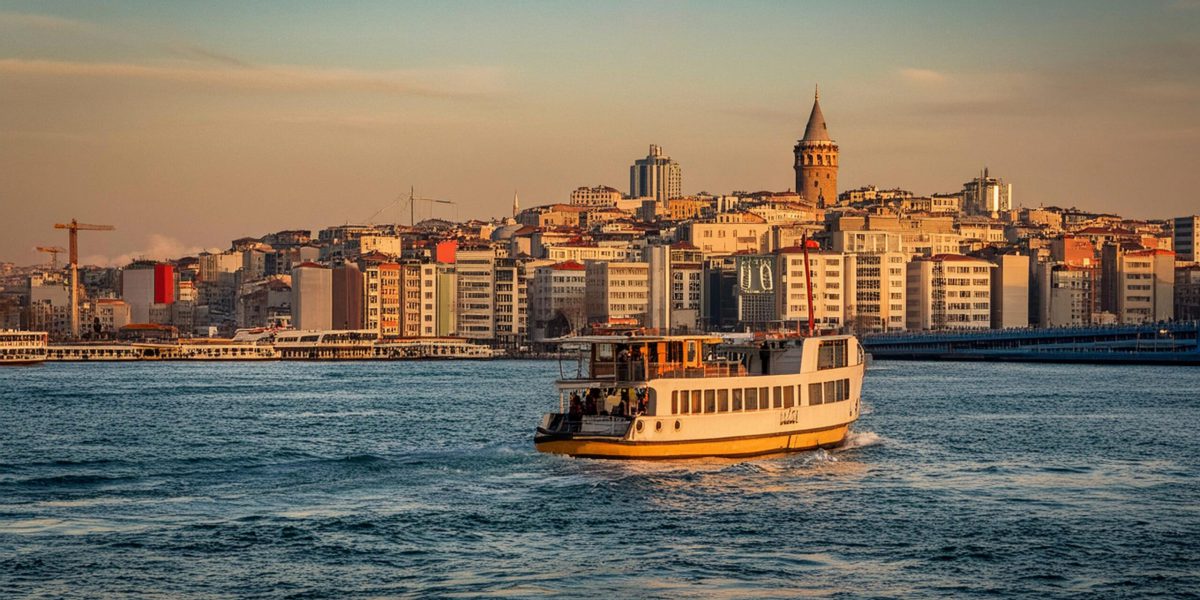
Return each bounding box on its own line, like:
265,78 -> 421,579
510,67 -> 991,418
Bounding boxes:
2,92 -> 1198,347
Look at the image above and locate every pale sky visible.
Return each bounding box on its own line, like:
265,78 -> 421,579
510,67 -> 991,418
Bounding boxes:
1,1 -> 1198,266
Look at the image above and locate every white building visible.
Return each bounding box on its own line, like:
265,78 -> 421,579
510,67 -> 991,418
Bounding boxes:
121,265 -> 156,323
775,248 -> 848,331
1116,248 -> 1175,323
569,185 -> 624,208
291,263 -> 332,330
990,254 -> 1030,329
646,243 -> 703,334
847,252 -> 908,333
585,261 -> 649,326
529,260 -> 587,342
906,254 -> 993,330
456,248 -> 497,341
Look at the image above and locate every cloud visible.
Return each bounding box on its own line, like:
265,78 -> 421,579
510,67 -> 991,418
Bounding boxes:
165,45 -> 253,68
0,58 -> 506,98
0,11 -> 98,33
897,68 -> 949,84
82,234 -> 217,267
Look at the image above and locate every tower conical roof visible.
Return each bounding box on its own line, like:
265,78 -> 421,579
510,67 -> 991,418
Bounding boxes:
802,86 -> 830,142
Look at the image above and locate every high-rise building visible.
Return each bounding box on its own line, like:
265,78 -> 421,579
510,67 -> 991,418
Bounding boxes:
1173,215 -> 1199,262
363,263 -> 400,336
291,263 -> 332,330
1175,265 -> 1200,321
794,87 -> 838,207
629,144 -> 682,206
419,263 -> 457,337
847,252 -> 909,333
1037,263 -> 1097,327
990,254 -> 1030,329
1114,248 -> 1175,324
529,260 -> 587,343
121,263 -> 157,323
775,247 -> 848,331
646,243 -> 703,334
962,168 -> 1013,215
456,248 -> 497,341
331,263 -> 363,330
906,255 -> 993,330
585,261 -> 649,327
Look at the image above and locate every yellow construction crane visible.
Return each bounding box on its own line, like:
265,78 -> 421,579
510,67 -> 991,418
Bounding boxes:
35,246 -> 66,270
54,219 -> 115,339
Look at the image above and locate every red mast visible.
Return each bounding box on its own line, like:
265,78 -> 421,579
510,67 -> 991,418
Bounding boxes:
802,233 -> 815,336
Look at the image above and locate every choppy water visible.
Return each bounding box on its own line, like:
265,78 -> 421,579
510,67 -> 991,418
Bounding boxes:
1,360 -> 1198,598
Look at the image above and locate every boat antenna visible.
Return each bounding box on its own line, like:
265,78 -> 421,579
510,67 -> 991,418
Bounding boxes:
802,232 -> 815,336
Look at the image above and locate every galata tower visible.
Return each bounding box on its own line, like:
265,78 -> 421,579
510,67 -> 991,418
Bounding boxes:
793,86 -> 838,207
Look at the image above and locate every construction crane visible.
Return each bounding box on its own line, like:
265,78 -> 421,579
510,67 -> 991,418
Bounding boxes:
365,187 -> 455,227
53,219 -> 115,339
35,246 -> 66,270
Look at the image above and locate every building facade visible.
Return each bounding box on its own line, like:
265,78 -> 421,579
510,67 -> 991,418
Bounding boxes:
906,255 -> 993,330
629,144 -> 682,206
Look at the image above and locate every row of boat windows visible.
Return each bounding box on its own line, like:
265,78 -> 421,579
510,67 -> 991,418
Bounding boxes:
670,379 -> 852,415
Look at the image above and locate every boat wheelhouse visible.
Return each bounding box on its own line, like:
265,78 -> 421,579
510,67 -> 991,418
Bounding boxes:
0,330 -> 49,365
534,333 -> 865,459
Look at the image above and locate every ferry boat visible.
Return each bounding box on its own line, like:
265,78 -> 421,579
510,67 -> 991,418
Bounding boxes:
0,330 -> 49,365
534,334 -> 865,459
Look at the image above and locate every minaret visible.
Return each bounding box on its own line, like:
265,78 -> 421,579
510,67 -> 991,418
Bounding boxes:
794,85 -> 839,207
512,190 -> 520,218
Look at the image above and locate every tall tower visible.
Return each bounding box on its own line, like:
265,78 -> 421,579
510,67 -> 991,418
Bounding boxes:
794,86 -> 839,207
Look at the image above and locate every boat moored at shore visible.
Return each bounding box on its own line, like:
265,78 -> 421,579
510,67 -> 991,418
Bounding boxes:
0,330 -> 49,365
534,333 -> 865,460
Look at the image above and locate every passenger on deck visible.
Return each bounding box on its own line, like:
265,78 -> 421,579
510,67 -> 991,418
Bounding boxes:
568,393 -> 582,417
617,347 -> 631,380
584,394 -> 597,416
630,347 -> 644,380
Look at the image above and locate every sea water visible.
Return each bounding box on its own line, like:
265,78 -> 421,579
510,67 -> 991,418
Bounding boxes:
1,360 -> 1198,598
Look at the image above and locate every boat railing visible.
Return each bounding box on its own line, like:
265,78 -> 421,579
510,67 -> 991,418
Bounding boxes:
585,359 -> 746,382
543,414 -> 631,437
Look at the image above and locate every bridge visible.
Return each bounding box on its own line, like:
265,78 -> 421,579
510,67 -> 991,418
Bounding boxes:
862,321 -> 1200,365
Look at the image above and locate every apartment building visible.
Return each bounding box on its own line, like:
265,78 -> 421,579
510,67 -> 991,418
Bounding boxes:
906,255 -> 992,330
585,261 -> 649,326
529,260 -> 587,342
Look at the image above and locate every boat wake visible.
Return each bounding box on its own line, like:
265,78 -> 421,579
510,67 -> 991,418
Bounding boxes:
839,429 -> 884,451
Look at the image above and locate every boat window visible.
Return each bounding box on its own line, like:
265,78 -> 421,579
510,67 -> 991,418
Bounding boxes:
672,390 -> 680,414
817,339 -> 848,370
783,386 -> 795,408
773,386 -> 783,409
598,344 -> 614,361
704,390 -> 716,413
809,382 -> 823,405
745,387 -> 758,410
732,388 -> 743,411
718,389 -> 729,412
690,390 -> 702,414
687,342 -> 697,363
760,387 -> 770,409
823,378 -> 851,403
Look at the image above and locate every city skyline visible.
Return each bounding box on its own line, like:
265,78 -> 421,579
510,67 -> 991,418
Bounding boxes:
3,1 -> 1200,265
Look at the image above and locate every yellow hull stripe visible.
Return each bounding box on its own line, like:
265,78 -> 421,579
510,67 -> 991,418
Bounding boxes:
535,425 -> 849,460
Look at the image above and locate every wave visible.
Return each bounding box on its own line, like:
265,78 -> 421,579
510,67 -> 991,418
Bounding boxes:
840,429 -> 885,451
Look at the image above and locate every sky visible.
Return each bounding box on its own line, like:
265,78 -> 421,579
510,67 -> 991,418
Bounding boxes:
1,0 -> 1198,266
